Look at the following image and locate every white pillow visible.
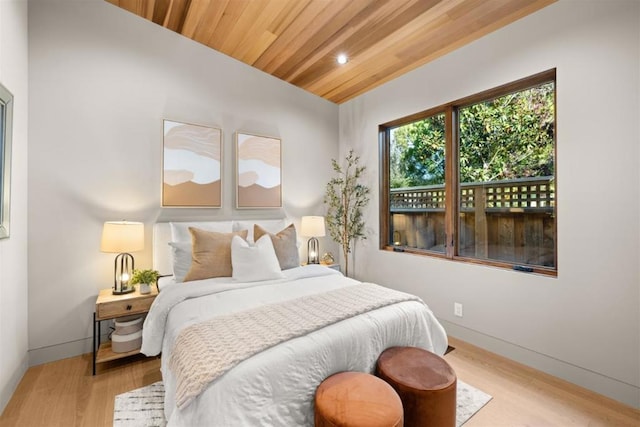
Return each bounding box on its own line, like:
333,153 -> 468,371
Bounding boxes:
168,241 -> 192,282
231,235 -> 285,282
233,219 -> 288,243
170,221 -> 234,242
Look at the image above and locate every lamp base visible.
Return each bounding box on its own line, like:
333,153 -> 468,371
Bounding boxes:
113,252 -> 135,295
307,237 -> 320,264
112,287 -> 135,295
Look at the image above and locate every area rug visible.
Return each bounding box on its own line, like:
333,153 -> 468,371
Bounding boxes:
114,380 -> 491,427
455,379 -> 493,426
114,382 -> 165,427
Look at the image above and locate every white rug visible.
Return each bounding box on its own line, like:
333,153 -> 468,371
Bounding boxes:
456,380 -> 493,426
114,382 -> 165,427
114,379 -> 491,427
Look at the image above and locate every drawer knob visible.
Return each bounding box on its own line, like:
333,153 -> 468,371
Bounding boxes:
126,304 -> 132,310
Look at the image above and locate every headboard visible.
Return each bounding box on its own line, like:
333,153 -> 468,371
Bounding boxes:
153,219 -> 292,277
152,222 -> 174,276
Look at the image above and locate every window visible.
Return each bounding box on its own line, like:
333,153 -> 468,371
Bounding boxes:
389,112 -> 447,254
380,69 -> 556,275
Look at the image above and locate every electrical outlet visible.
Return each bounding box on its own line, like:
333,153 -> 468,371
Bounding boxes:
454,302 -> 463,317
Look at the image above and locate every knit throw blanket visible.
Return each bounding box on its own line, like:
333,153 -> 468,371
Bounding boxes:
169,283 -> 421,409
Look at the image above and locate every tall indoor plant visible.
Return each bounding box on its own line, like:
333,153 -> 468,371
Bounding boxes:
324,150 -> 370,277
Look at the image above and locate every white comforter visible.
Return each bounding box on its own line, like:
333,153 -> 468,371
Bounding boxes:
142,265 -> 448,427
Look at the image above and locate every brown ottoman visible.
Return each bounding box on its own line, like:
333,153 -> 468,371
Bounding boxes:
315,371 -> 404,427
376,347 -> 456,427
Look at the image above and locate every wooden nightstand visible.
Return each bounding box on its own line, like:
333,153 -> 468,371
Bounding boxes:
320,262 -> 341,272
92,285 -> 158,375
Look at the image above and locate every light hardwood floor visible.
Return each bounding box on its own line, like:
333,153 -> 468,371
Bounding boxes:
445,337 -> 639,426
1,337 -> 638,426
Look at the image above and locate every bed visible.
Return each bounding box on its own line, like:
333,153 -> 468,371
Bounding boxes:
143,220 -> 448,426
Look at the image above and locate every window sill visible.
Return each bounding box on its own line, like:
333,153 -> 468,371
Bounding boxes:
382,245 -> 557,277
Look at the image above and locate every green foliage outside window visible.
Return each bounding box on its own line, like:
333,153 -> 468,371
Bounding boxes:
391,114 -> 445,188
390,83 -> 555,188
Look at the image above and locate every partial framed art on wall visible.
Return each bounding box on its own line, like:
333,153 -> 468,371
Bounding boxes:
0,82 -> 14,239
162,119 -> 222,208
235,132 -> 282,209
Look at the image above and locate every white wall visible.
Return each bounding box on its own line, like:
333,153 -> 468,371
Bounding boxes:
28,0 -> 338,364
0,0 -> 28,414
340,0 -> 640,408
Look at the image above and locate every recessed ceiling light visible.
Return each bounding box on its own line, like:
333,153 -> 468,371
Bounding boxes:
337,54 -> 348,65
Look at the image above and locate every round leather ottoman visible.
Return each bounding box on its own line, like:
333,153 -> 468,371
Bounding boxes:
315,371 -> 404,427
376,347 -> 456,427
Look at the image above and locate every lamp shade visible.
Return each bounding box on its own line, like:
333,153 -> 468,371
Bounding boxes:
100,221 -> 144,253
300,216 -> 326,237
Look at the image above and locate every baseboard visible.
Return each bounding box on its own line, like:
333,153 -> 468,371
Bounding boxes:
440,320 -> 640,409
0,353 -> 28,415
28,334 -> 105,367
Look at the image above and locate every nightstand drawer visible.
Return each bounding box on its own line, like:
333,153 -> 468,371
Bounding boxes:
96,295 -> 154,319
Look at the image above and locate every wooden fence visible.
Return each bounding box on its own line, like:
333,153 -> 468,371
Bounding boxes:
390,177 -> 555,267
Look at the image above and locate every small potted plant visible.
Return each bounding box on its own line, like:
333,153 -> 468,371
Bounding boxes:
130,269 -> 159,294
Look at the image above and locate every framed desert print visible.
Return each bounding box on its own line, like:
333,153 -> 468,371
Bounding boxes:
235,132 -> 282,209
162,119 -> 222,208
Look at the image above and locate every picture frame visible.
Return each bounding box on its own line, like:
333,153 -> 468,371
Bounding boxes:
162,119 -> 222,208
0,82 -> 14,239
235,132 -> 282,209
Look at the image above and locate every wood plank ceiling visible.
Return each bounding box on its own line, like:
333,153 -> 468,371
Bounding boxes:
106,0 -> 556,104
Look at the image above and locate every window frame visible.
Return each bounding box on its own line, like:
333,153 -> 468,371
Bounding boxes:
379,69 -> 557,276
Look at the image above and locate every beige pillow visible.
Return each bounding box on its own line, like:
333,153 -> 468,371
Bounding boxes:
254,224 -> 300,270
183,228 -> 248,282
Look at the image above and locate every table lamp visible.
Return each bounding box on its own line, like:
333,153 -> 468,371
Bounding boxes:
301,216 -> 325,264
100,221 -> 144,294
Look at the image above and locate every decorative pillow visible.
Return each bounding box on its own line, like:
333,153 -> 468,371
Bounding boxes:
254,224 -> 300,270
168,241 -> 192,282
183,228 -> 248,282
231,235 -> 285,282
170,221 -> 234,242
233,219 -> 288,243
